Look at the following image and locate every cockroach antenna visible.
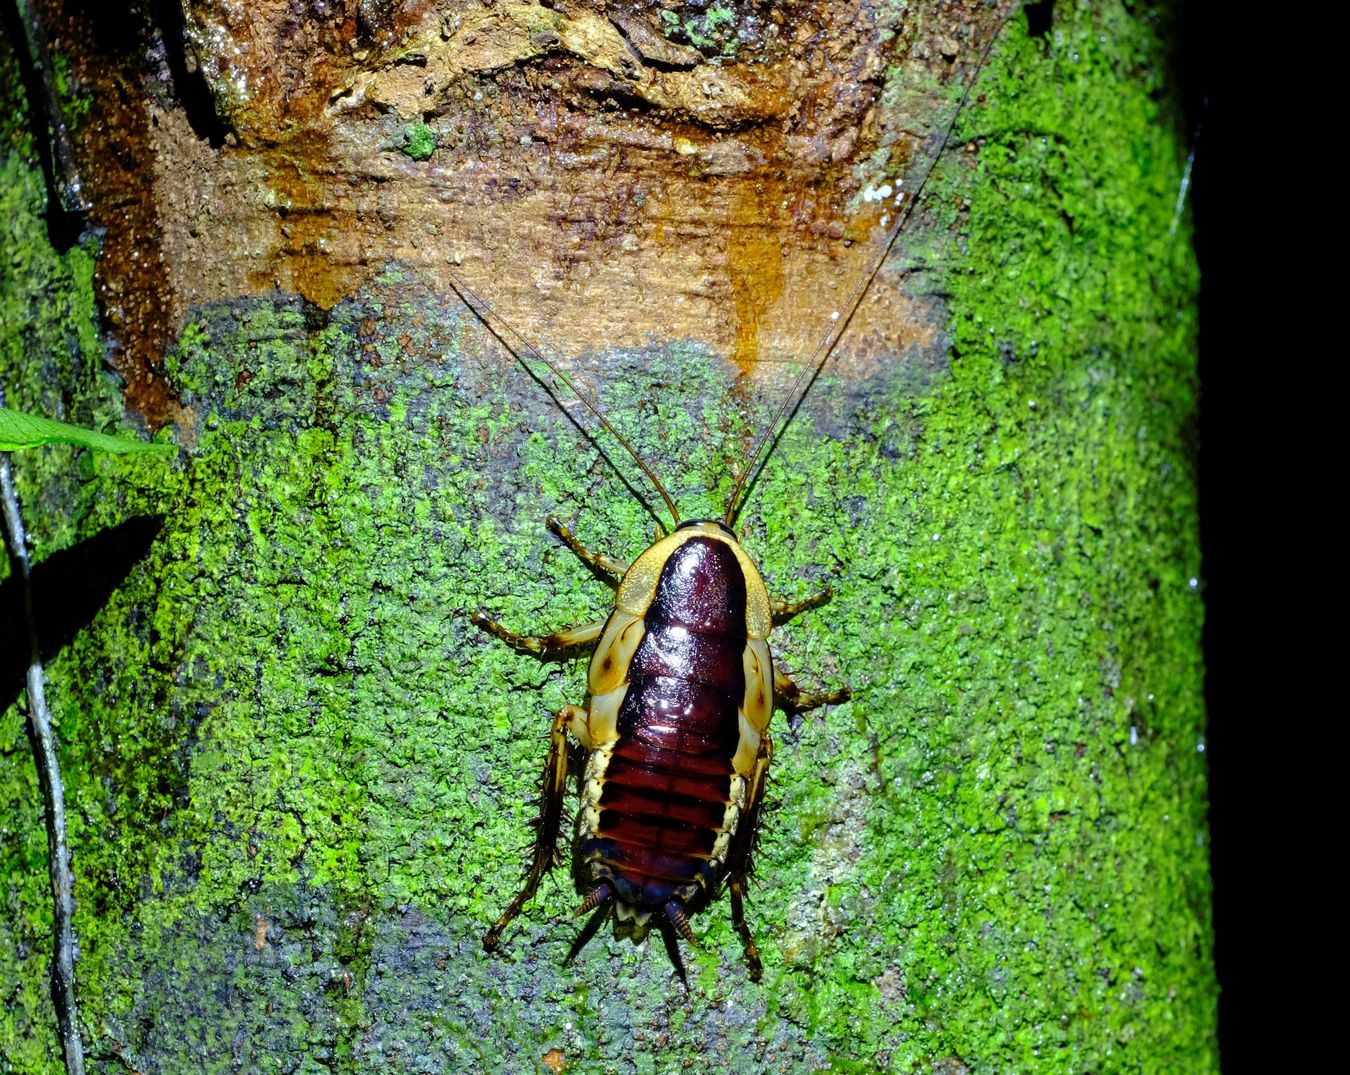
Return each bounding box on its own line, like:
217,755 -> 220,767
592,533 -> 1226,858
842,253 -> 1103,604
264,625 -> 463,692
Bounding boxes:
721,8 -> 1016,529
446,272 -> 684,529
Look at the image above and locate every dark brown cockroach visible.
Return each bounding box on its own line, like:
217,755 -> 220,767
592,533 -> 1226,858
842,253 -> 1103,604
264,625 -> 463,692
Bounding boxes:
460,16 -> 1009,981
470,512 -> 845,981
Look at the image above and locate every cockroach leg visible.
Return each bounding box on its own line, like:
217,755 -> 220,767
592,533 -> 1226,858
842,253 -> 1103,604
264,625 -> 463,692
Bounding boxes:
470,612 -> 606,656
565,900 -> 613,968
664,901 -> 699,946
726,876 -> 762,983
725,735 -> 773,982
547,514 -> 630,580
773,666 -> 851,714
572,882 -> 613,917
484,704 -> 588,951
770,587 -> 834,625
658,920 -> 691,989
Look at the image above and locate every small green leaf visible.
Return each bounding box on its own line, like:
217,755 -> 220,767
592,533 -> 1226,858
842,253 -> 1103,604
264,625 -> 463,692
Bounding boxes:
0,406 -> 174,455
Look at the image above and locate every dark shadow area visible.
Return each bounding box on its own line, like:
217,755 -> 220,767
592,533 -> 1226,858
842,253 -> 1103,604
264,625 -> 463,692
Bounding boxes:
0,0 -> 89,248
3,0 -> 229,243
1176,1 -> 1250,1067
1023,0 -> 1055,39
0,514 -> 164,711
145,0 -> 231,146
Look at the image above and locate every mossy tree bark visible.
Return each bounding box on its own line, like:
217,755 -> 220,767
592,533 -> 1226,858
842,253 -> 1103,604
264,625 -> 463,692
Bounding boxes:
1,1 -> 1214,1071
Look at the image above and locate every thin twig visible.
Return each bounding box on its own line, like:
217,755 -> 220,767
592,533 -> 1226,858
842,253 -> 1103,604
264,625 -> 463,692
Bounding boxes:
0,389 -> 86,1075
1169,93 -> 1206,240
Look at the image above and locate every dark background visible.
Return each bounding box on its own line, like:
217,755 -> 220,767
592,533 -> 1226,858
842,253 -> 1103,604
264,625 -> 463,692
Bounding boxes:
1180,2 -> 1253,1069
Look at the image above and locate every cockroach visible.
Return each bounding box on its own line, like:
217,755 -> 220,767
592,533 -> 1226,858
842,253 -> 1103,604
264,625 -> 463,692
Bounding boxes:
470,508 -> 845,982
459,14 -> 1010,981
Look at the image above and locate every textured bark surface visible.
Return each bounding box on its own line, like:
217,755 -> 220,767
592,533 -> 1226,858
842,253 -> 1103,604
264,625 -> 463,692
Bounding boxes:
1,1 -> 1215,1071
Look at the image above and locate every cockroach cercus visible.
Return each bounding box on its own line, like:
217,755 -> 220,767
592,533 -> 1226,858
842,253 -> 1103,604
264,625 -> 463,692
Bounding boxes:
457,14 -> 1010,982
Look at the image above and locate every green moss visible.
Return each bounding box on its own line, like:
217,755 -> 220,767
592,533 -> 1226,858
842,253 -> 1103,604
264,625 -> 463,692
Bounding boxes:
1,2 -> 1211,1071
660,2 -> 740,56
49,50 -> 93,124
401,123 -> 437,162
0,30 -> 32,156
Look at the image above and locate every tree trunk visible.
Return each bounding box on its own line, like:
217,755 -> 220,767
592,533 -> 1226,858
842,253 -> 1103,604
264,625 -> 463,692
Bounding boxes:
1,1 -> 1214,1071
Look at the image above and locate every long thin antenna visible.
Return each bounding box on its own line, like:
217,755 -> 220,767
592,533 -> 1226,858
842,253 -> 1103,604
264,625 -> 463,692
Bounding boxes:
448,271 -> 683,528
722,8 -> 1015,527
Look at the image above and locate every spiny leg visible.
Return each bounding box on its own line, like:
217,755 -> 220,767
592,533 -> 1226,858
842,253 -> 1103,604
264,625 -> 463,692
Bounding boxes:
770,587 -> 846,707
774,665 -> 851,714
565,899 -> 614,968
664,901 -> 699,947
547,515 -> 629,580
658,915 -> 692,990
770,587 -> 833,626
469,613 -> 606,656
484,704 -> 587,950
725,734 -> 773,982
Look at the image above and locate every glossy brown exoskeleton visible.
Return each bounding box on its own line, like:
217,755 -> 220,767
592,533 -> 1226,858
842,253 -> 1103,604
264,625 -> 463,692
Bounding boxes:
474,516 -> 845,980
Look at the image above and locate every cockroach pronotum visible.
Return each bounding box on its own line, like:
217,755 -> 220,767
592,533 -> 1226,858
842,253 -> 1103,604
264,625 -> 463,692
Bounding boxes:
459,11 -> 1011,981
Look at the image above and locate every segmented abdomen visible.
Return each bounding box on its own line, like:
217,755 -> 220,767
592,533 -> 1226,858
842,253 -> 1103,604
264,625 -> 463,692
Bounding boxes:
582,536 -> 749,907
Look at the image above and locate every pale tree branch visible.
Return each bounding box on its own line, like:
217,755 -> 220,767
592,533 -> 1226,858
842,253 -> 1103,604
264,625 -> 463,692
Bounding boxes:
0,387 -> 86,1075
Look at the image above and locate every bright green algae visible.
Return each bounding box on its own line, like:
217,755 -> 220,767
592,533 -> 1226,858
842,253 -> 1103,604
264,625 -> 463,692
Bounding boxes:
1,2 -> 1212,1071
